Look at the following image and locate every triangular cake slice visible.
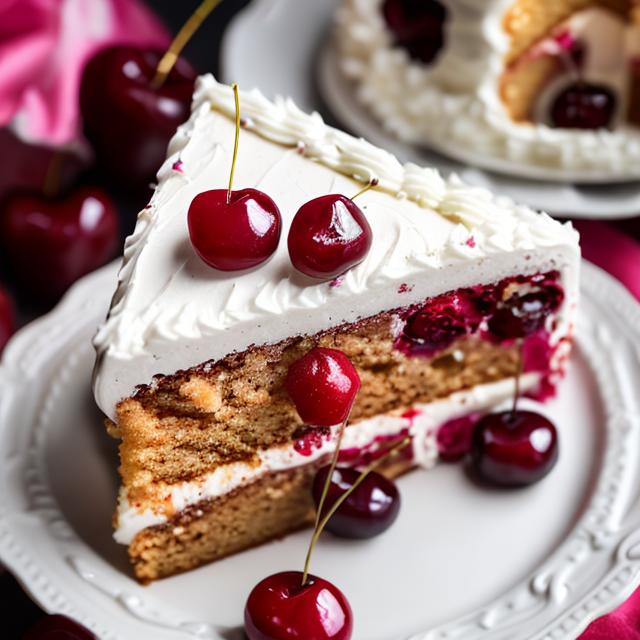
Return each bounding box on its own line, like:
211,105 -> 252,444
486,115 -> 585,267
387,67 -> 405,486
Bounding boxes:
93,75 -> 580,582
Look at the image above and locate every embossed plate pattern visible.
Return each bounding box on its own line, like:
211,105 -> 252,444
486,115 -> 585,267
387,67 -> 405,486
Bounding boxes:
1,260 -> 640,640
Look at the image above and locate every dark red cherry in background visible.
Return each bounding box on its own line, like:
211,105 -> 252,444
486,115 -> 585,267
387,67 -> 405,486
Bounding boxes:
286,347 -> 361,426
312,466 -> 400,539
188,188 -> 282,271
23,614 -> 96,639
0,285 -> 16,354
550,82 -> 616,129
0,188 -> 119,305
288,195 -> 372,279
488,285 -> 563,340
80,46 -> 196,192
471,410 -> 558,486
245,571 -> 353,640
382,0 -> 447,64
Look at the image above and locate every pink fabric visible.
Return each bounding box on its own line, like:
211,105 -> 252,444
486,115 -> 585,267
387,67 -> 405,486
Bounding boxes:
576,219 -> 640,639
0,0 -> 169,146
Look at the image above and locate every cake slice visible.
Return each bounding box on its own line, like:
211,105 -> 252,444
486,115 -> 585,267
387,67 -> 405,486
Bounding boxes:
93,75 -> 580,582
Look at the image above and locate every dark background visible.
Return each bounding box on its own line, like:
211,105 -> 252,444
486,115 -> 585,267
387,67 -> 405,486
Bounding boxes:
4,2 -> 249,637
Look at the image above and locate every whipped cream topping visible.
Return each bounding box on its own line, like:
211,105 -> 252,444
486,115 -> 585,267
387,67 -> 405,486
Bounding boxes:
335,1 -> 640,177
114,374 -> 540,544
92,76 -> 579,419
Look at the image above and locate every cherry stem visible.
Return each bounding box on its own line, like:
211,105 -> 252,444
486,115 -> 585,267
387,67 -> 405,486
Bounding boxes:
227,83 -> 241,204
151,0 -> 223,89
351,177 -> 379,201
511,338 -> 523,419
301,432 -> 412,586
43,150 -> 65,200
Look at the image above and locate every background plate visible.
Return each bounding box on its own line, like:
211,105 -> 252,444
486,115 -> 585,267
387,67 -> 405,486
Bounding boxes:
1,261 -> 640,639
221,0 -> 640,218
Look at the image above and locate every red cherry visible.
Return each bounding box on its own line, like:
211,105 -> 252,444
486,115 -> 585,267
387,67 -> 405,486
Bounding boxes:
188,188 -> 282,271
550,82 -> 616,129
244,571 -> 353,640
312,466 -> 400,539
382,0 -> 447,64
471,410 -> 558,486
80,46 -> 196,192
0,129 -> 84,205
0,188 -> 119,305
287,195 -> 372,279
286,347 -> 361,426
0,285 -> 16,354
488,280 -> 563,340
23,614 -> 96,639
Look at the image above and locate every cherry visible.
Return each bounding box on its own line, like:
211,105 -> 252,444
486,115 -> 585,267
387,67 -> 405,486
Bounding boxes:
288,195 -> 372,279
488,283 -> 563,340
0,188 -> 119,305
471,410 -> 558,486
0,129 -> 84,206
245,571 -> 353,640
80,46 -> 196,192
312,466 -> 400,539
286,347 -> 361,426
23,614 -> 96,639
0,285 -> 16,354
550,82 -> 616,129
382,0 -> 447,64
188,188 -> 281,270
402,301 -> 466,355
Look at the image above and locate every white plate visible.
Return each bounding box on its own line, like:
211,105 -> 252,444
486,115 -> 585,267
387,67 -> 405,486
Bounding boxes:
1,260 -> 640,640
220,0 -> 640,219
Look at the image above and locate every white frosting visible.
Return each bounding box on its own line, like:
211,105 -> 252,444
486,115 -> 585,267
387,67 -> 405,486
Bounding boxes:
93,76 -> 579,419
335,0 -> 640,176
114,373 -> 540,544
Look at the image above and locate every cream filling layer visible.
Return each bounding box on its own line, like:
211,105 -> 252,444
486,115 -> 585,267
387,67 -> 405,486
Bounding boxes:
114,374 -> 540,545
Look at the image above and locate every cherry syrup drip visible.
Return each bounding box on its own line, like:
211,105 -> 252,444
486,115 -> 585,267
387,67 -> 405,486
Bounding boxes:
293,425 -> 331,456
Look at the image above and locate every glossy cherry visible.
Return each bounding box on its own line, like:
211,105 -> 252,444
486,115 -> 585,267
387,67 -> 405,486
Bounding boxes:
23,614 -> 97,639
488,285 -> 563,340
245,571 -> 353,640
0,285 -> 16,354
80,46 -> 196,192
550,82 -> 616,129
312,466 -> 400,539
471,410 -> 559,486
286,347 -> 361,426
0,188 -> 119,304
288,195 -> 372,279
382,0 -> 447,64
188,188 -> 282,270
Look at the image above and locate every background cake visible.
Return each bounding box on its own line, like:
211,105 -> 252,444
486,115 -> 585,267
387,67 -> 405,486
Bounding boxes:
335,0 -> 640,176
93,76 -> 580,582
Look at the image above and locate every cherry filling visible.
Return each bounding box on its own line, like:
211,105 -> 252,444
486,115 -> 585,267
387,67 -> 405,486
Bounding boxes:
293,425 -> 331,456
395,272 -> 564,357
382,0 -> 448,64
437,413 -> 483,462
488,274 -> 564,340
